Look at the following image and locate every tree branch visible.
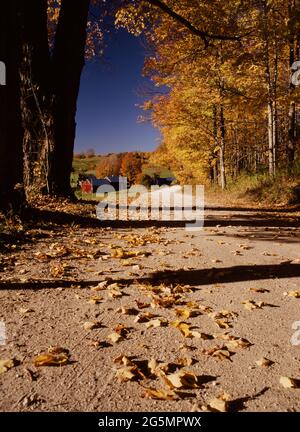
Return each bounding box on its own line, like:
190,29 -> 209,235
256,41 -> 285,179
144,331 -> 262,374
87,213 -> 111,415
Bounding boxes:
146,0 -> 248,47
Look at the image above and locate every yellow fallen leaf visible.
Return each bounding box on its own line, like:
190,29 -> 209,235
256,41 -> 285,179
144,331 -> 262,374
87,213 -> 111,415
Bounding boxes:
108,332 -> 124,343
203,346 -> 233,361
34,353 -> 69,367
145,319 -> 165,329
19,308 -> 34,314
90,281 -> 108,291
115,366 -> 139,382
117,306 -> 138,316
148,358 -> 158,375
113,355 -> 135,366
83,321 -> 101,330
162,370 -> 202,389
175,308 -> 192,320
225,338 -> 251,349
288,290 -> 300,298
0,359 -> 17,374
209,397 -> 229,412
170,320 -> 192,337
88,296 -> 103,304
143,387 -> 177,400
279,376 -> 300,388
256,358 -> 274,367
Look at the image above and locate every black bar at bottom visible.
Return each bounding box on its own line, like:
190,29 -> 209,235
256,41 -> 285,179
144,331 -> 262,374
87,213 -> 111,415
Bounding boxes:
0,412 -> 299,431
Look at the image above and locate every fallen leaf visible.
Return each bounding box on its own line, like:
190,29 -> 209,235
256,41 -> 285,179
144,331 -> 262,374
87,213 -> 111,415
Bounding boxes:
162,370 -> 202,389
249,288 -> 270,293
203,346 -> 233,361
0,359 -> 17,374
208,397 -> 229,412
88,296 -> 103,304
83,321 -> 101,330
256,358 -> 274,368
107,332 -> 124,343
145,319 -> 166,329
287,290 -> 300,298
115,366 -> 140,382
191,331 -> 214,340
170,320 -> 192,337
117,306 -> 138,316
143,387 -> 177,400
279,376 -> 300,389
148,358 -> 158,375
34,353 -> 69,367
19,308 -> 34,314
134,312 -> 156,323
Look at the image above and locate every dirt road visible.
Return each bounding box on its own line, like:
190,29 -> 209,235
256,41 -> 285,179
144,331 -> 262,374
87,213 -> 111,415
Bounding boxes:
0,201 -> 300,412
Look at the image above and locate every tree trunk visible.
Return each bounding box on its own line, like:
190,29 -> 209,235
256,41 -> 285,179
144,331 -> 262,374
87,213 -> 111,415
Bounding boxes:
287,0 -> 299,169
50,0 -> 90,197
219,105 -> 226,190
268,101 -> 276,176
19,0 -> 54,194
0,2 -> 24,212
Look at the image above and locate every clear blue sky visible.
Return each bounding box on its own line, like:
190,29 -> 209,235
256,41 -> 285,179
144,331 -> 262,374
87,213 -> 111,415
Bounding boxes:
74,30 -> 161,155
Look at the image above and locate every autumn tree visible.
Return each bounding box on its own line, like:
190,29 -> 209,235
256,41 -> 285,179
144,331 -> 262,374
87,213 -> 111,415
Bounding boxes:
120,152 -> 143,184
96,154 -> 123,178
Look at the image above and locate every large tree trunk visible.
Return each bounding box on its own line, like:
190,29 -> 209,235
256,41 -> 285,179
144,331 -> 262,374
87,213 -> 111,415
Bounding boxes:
0,2 -> 24,212
19,0 -> 54,194
51,0 -> 90,197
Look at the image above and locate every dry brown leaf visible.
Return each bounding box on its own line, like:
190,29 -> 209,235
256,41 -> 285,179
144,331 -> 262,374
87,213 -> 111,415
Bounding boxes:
115,366 -> 139,382
279,376 -> 300,389
143,387 -> 177,400
191,331 -> 214,340
170,320 -> 192,337
242,300 -> 264,310
161,370 -> 202,389
148,358 -> 158,375
209,397 -> 229,412
249,288 -> 269,293
225,338 -> 252,350
256,358 -> 274,368
88,296 -> 103,304
175,308 -> 193,320
117,306 -> 138,316
135,300 -> 150,309
90,281 -> 108,291
107,332 -> 124,343
113,355 -> 135,366
19,307 -> 34,314
83,321 -> 101,331
0,359 -> 17,374
203,346 -> 233,361
145,319 -> 166,329
34,353 -> 69,367
134,312 -> 156,323
108,287 -> 123,299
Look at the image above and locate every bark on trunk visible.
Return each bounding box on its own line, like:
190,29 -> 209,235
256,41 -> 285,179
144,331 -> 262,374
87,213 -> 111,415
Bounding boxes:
0,2 -> 24,212
219,105 -> 226,190
19,0 -> 54,194
51,0 -> 90,197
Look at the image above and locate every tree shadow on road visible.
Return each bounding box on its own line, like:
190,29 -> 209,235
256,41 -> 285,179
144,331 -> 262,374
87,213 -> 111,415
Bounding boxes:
1,263 -> 300,290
